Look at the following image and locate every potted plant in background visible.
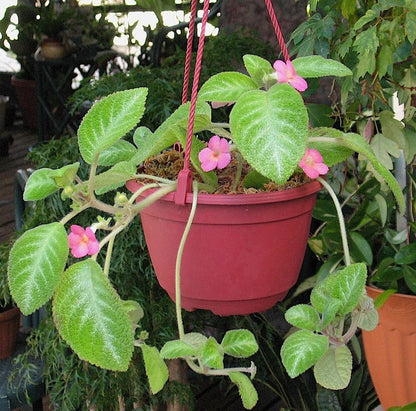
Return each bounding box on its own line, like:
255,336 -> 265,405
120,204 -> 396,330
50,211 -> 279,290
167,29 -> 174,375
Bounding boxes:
6,2 -> 406,409
0,242 -> 20,360
0,0 -> 38,129
290,0 -> 415,407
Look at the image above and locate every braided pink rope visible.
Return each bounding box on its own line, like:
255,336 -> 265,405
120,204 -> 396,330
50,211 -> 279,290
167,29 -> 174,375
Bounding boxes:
175,0 -> 210,204
183,0 -> 210,172
181,0 -> 198,104
264,0 -> 291,62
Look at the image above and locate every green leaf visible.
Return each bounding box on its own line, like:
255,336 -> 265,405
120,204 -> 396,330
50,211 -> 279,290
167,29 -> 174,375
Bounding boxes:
377,45 -> 394,78
370,133 -> 401,170
281,330 -> 329,378
331,263 -> 367,315
349,232 -> 373,266
353,26 -> 379,55
403,265 -> 416,294
316,389 -> 342,411
140,344 -> 169,394
373,288 -> 396,309
353,9 -> 380,30
379,111 -> 407,149
121,299 -> 144,329
201,337 -> 224,369
160,340 -> 198,359
198,72 -> 258,103
183,332 -> 208,350
284,304 -> 320,331
229,372 -> 259,410
308,128 -> 354,166
93,161 -> 137,194
242,170 -> 269,189
53,259 -> 134,371
23,168 -> 59,201
78,88 -> 148,164
341,132 -> 405,214
395,243 -> 416,264
313,345 -> 352,390
230,83 -> 309,184
243,54 -> 274,87
8,223 -> 68,314
357,295 -> 379,331
49,163 -> 80,188
405,11 -> 416,44
221,329 -> 258,358
97,140 -> 137,166
292,56 -> 352,78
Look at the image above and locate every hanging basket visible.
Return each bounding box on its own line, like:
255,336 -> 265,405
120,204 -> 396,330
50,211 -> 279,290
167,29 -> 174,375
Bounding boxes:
127,180 -> 320,315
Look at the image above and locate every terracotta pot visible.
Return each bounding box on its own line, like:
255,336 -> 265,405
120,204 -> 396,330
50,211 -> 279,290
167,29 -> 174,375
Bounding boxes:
362,286 -> 416,409
127,180 -> 321,316
11,76 -> 37,130
41,38 -> 69,60
0,305 -> 20,360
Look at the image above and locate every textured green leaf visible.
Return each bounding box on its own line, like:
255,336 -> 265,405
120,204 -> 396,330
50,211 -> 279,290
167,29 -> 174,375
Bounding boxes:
160,340 -> 198,359
8,223 -> 68,314
23,168 -> 59,201
308,128 -> 354,166
229,372 -> 258,410
292,56 -> 352,78
221,329 -> 258,358
230,83 -> 308,184
183,332 -> 208,350
78,88 -> 148,164
330,263 -> 367,315
403,266 -> 416,294
243,54 -> 274,87
98,140 -> 137,166
313,345 -> 352,390
201,337 -> 224,369
93,161 -> 137,194
316,389 -> 342,411
379,111 -> 407,149
140,344 -> 169,394
53,259 -> 134,371
281,330 -> 329,378
284,304 -> 320,331
377,45 -> 394,78
198,72 -> 258,103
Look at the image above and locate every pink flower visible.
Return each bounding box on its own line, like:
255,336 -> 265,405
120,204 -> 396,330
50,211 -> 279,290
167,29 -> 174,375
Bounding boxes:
198,135 -> 231,172
273,60 -> 308,92
68,225 -> 100,258
298,148 -> 329,179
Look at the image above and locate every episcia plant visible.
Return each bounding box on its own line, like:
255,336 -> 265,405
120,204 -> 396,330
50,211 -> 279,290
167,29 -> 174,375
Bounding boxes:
7,54 -> 405,407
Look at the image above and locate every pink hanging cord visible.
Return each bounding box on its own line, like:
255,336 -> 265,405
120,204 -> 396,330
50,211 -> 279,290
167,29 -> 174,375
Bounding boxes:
264,0 -> 291,62
176,0 -> 291,205
175,0 -> 211,205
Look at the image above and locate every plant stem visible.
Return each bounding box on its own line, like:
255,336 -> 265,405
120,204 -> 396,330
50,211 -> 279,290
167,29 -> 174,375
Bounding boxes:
60,203 -> 90,225
317,177 -> 351,266
175,181 -> 199,340
103,235 -> 115,277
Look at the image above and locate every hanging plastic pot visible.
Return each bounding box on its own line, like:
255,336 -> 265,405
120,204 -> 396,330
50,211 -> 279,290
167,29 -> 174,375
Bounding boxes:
127,179 -> 320,316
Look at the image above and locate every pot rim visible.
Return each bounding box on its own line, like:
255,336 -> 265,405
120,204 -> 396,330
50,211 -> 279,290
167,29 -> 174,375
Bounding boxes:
126,179 -> 322,206
366,284 -> 416,301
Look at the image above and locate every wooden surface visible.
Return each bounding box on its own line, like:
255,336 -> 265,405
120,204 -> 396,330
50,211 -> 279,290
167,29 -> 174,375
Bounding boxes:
0,120 -> 37,245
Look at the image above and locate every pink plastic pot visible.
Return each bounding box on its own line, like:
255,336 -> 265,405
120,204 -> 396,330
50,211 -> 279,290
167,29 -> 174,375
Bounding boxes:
127,180 -> 321,315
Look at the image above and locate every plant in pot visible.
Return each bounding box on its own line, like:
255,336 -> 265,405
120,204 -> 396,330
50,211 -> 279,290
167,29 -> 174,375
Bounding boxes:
0,0 -> 39,129
6,1 -> 405,408
290,0 -> 416,407
0,241 -> 20,360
